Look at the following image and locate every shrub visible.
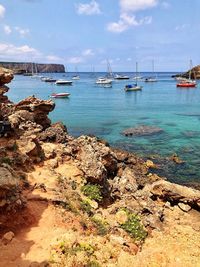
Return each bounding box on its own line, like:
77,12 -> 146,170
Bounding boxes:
80,200 -> 93,216
120,209 -> 147,242
81,183 -> 102,202
91,217 -> 109,236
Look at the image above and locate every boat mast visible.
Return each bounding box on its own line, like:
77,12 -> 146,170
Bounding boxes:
136,61 -> 138,85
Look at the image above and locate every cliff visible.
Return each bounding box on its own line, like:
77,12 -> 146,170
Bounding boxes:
0,67 -> 200,267
0,62 -> 65,74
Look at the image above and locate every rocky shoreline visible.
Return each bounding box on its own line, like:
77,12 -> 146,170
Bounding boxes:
0,67 -> 200,267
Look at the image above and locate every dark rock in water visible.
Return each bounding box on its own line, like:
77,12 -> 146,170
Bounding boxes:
69,127 -> 112,137
165,122 -> 177,127
122,125 -> 163,137
101,121 -> 119,127
175,113 -> 200,117
138,117 -> 150,120
182,131 -> 200,138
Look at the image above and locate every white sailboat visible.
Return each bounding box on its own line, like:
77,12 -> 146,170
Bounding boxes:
72,66 -> 80,80
124,62 -> 143,91
145,60 -> 157,82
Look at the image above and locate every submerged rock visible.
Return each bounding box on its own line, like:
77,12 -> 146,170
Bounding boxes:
122,125 -> 163,137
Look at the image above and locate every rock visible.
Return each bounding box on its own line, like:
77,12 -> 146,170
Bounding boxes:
45,158 -> 58,169
110,234 -> 126,245
0,67 -> 14,85
15,96 -> 55,129
38,122 -> 68,143
146,160 -> 157,169
151,180 -> 200,208
115,210 -> 128,224
41,143 -> 57,159
122,125 -> 163,137
169,153 -> 184,164
110,167 -> 138,198
2,231 -> 15,245
178,203 -> 192,212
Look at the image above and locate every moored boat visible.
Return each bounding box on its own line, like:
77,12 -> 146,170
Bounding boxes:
41,77 -> 57,82
124,84 -> 142,91
55,79 -> 73,85
95,77 -> 112,85
176,81 -> 196,88
50,92 -> 70,98
114,74 -> 130,80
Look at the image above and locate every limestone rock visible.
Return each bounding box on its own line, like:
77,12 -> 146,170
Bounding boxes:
2,231 -> 15,245
151,180 -> 200,208
0,67 -> 14,85
38,122 -> 68,143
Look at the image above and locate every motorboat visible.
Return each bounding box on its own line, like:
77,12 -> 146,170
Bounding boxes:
50,92 -> 70,98
72,75 -> 80,80
95,77 -> 112,85
55,79 -> 73,85
114,74 -> 130,80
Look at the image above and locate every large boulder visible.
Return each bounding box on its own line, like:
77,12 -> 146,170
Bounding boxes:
0,67 -> 14,86
38,122 -> 68,143
75,136 -> 118,182
14,96 -> 55,129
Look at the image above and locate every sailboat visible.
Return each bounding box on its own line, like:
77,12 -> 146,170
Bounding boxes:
145,60 -> 157,82
106,59 -> 114,80
176,60 -> 197,88
124,62 -> 143,91
72,66 -> 80,80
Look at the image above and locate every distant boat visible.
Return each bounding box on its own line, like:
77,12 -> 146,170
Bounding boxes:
114,74 -> 130,80
145,60 -> 157,82
106,59 -> 114,80
176,60 -> 197,88
124,62 -> 143,92
50,92 -> 70,98
95,77 -> 112,85
41,77 -> 57,82
72,66 -> 80,80
55,79 -> 73,85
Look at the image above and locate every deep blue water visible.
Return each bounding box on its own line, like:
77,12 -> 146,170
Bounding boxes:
7,72 -> 200,184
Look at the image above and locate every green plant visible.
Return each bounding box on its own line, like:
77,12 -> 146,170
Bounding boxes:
59,241 -> 95,257
81,183 -> 102,202
86,260 -> 102,267
120,209 -> 147,242
1,157 -> 12,165
80,200 -> 93,216
91,217 -> 109,236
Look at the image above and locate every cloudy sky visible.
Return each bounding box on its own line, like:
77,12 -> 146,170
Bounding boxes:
0,0 -> 199,71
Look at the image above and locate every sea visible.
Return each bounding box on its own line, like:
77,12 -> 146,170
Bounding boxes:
7,72 -> 200,185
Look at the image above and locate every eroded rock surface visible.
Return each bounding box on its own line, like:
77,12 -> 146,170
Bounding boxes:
122,125 -> 163,137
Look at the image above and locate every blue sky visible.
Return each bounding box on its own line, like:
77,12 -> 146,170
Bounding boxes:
0,0 -> 199,71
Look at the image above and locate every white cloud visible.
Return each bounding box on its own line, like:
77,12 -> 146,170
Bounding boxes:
0,4 -> 5,18
67,57 -> 84,64
4,25 -> 12,35
127,57 -> 132,61
46,55 -> 62,62
0,43 -> 41,61
161,1 -> 170,9
175,24 -> 189,31
15,26 -> 30,37
75,0 -> 101,15
107,13 -> 152,33
120,0 -> 158,12
82,49 -> 94,56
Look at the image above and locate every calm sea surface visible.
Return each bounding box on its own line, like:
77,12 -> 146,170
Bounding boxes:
8,72 -> 200,184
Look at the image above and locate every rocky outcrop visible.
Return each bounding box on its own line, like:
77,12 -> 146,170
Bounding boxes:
122,125 -> 163,137
0,67 -> 14,85
0,62 -> 65,74
173,64 -> 200,79
150,180 -> 200,208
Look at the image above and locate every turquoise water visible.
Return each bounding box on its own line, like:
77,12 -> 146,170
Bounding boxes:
7,72 -> 200,184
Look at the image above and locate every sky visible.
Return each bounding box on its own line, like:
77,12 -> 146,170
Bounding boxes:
0,0 -> 200,72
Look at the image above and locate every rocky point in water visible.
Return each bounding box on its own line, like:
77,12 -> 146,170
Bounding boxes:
0,66 -> 199,267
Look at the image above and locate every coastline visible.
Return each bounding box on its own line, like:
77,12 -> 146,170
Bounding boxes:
0,67 -> 200,267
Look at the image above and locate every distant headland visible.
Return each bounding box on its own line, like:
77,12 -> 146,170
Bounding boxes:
0,61 -> 65,74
